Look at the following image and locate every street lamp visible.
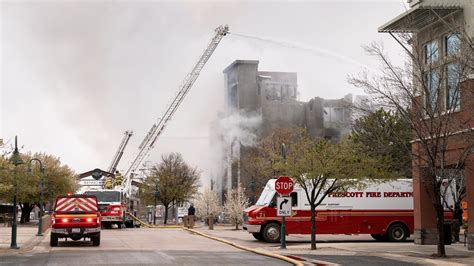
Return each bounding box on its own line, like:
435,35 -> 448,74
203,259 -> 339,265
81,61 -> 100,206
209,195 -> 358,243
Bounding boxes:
28,158 -> 45,237
10,136 -> 22,249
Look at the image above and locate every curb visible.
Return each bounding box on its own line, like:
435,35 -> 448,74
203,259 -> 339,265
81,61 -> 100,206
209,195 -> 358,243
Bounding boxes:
184,228 -> 304,266
0,229 -> 49,256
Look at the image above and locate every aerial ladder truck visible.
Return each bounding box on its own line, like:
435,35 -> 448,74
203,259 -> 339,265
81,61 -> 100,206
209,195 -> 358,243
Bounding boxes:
83,25 -> 229,227
81,131 -> 134,228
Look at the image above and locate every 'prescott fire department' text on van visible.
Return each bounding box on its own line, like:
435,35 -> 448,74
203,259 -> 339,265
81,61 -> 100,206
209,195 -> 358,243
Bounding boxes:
243,179 -> 453,243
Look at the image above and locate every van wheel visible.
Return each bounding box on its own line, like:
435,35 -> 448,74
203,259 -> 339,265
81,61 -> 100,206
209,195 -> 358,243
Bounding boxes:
252,232 -> 264,241
371,234 -> 387,241
387,223 -> 408,242
263,223 -> 280,243
50,233 -> 58,247
91,233 -> 101,246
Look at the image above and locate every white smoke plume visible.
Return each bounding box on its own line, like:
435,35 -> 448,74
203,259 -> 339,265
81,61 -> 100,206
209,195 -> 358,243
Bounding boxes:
218,111 -> 262,152
208,111 -> 262,198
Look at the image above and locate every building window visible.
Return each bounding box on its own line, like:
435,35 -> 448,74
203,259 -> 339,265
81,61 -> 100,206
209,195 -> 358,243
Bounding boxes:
424,71 -> 439,112
445,33 -> 460,57
424,40 -> 439,64
446,63 -> 460,110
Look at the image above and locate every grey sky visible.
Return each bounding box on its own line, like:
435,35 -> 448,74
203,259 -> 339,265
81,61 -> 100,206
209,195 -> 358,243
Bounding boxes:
1,0 -> 405,186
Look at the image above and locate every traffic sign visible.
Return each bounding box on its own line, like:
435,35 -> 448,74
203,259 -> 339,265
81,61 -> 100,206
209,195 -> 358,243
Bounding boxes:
277,196 -> 292,216
275,176 -> 294,195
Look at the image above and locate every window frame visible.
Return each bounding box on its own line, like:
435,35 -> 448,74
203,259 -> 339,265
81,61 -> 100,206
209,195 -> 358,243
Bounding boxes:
445,63 -> 461,112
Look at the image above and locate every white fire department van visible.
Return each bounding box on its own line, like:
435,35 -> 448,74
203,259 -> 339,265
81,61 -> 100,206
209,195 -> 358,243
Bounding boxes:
243,179 -> 454,243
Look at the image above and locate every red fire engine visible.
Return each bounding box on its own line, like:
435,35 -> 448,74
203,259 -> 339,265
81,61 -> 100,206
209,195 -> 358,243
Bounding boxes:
243,179 -> 454,243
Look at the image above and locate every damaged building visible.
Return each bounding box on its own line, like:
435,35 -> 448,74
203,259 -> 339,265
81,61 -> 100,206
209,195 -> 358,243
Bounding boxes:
215,60 -> 353,202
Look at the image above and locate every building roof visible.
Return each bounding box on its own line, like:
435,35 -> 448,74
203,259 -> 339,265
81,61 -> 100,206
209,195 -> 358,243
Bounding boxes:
378,5 -> 462,33
223,60 -> 259,73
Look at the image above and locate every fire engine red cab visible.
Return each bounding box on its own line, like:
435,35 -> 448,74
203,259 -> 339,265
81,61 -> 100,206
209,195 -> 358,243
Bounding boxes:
244,179 -> 454,243
50,194 -> 101,246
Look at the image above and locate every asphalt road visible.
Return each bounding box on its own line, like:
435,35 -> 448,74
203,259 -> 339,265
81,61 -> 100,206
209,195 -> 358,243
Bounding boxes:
0,228 -> 290,265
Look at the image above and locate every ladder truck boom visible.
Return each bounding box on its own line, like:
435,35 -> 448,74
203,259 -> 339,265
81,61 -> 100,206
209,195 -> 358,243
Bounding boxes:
108,131 -> 133,174
124,25 -> 229,179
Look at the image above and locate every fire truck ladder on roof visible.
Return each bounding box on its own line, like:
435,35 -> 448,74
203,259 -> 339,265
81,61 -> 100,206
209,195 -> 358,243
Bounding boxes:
108,130 -> 133,174
124,25 -> 229,179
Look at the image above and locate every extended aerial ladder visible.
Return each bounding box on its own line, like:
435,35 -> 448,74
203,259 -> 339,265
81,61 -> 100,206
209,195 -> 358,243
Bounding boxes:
123,25 -> 229,187
108,130 -> 133,174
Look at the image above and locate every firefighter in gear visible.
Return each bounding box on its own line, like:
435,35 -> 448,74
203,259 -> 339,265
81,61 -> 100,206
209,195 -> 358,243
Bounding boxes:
104,177 -> 114,189
115,171 -> 124,186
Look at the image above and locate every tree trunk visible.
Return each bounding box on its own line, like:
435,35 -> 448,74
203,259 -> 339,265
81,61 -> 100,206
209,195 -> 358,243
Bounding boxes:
436,207 -> 446,257
164,204 -> 169,224
310,204 -> 316,250
235,221 -> 239,230
20,203 -> 33,224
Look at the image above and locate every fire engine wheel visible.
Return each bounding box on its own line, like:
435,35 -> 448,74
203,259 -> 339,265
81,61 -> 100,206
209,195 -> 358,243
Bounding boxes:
50,233 -> 58,247
387,223 -> 409,242
91,233 -> 101,246
263,223 -> 281,243
370,234 -> 387,241
252,232 -> 264,241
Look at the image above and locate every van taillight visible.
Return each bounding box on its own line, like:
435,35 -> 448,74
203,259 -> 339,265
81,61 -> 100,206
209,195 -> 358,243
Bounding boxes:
86,218 -> 93,222
62,218 -> 69,223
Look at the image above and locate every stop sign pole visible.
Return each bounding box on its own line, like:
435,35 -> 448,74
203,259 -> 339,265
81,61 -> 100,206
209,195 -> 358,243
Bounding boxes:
275,176 -> 294,249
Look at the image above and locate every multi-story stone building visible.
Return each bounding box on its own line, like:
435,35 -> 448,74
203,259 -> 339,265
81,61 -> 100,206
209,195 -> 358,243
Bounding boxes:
215,60 -> 353,202
379,0 -> 474,250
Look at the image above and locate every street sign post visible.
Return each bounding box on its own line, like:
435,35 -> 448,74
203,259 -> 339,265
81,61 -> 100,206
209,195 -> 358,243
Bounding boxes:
277,196 -> 292,216
275,176 -> 294,196
275,176 -> 294,249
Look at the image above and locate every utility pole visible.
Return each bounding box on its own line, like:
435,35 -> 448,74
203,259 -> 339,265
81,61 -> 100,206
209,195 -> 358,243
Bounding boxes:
154,183 -> 160,225
280,143 -> 287,250
10,136 -> 21,249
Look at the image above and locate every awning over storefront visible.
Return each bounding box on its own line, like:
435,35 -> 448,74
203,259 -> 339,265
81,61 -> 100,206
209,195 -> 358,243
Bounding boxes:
378,5 -> 462,33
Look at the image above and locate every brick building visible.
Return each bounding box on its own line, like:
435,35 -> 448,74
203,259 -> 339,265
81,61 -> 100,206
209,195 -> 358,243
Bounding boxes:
379,0 -> 474,250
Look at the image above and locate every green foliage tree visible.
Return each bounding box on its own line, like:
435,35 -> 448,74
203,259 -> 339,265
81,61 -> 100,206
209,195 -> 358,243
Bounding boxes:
254,127 -> 390,250
286,136 -> 390,250
351,108 -> 412,178
0,152 -> 78,223
140,153 -> 200,224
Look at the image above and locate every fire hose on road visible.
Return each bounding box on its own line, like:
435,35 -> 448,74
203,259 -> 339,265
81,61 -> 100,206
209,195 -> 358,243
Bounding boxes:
126,212 -> 183,228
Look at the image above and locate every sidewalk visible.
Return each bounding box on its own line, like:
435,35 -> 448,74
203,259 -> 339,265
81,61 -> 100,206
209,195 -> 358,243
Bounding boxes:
194,224 -> 474,265
0,222 -> 47,255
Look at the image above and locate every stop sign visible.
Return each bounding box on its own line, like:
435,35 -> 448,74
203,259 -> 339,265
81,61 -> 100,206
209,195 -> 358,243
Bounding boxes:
275,176 -> 294,195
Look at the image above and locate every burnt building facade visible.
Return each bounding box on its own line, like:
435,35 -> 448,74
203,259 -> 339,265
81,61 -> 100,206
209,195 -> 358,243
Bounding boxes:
216,60 -> 353,202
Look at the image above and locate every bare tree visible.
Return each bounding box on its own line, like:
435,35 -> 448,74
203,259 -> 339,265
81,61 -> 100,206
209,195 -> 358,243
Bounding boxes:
348,26 -> 474,256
